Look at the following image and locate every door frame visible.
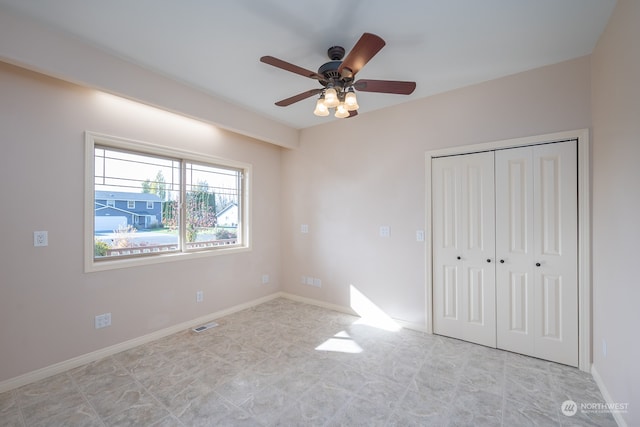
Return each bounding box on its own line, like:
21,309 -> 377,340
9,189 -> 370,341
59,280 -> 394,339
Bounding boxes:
425,129 -> 591,371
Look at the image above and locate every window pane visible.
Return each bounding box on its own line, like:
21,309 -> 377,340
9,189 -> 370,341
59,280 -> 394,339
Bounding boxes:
94,146 -> 181,259
184,162 -> 241,249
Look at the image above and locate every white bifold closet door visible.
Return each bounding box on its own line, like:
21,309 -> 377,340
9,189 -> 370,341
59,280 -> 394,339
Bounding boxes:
432,151 -> 496,347
432,141 -> 578,366
495,141 -> 578,366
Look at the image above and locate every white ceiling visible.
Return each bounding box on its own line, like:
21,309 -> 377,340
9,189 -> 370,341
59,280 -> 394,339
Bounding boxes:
0,0 -> 615,129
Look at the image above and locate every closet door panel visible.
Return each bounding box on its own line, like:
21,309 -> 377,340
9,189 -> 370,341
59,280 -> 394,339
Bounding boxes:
461,153 -> 496,345
496,141 -> 578,366
441,164 -> 460,250
541,273 -> 562,339
433,157 -> 463,337
508,272 -> 529,333
533,141 -> 578,366
496,147 -> 535,354
443,265 -> 459,319
433,152 -> 495,347
466,163 -> 488,251
468,267 -> 485,324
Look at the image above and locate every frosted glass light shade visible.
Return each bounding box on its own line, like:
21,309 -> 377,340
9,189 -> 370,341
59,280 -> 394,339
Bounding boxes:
345,90 -> 359,111
335,103 -> 350,118
324,87 -> 339,108
313,97 -> 329,116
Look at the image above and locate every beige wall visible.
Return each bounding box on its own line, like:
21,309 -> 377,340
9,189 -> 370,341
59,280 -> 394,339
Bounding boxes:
0,62 -> 282,382
592,0 -> 640,424
281,56 -> 591,327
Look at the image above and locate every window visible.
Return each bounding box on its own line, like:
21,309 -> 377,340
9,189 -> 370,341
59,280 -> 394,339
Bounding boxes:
85,132 -> 250,272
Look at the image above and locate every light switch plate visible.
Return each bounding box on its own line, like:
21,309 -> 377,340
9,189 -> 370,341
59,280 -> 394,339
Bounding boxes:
34,231 -> 48,247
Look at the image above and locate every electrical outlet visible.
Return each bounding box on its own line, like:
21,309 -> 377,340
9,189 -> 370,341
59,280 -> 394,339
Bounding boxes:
416,230 -> 425,242
95,313 -> 111,329
301,224 -> 309,234
196,290 -> 204,303
34,231 -> 48,247
262,274 -> 270,284
301,276 -> 321,287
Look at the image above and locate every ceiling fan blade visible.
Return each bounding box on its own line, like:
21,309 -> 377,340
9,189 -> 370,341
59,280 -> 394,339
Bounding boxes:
338,33 -> 386,78
260,56 -> 325,80
275,89 -> 323,107
353,79 -> 416,95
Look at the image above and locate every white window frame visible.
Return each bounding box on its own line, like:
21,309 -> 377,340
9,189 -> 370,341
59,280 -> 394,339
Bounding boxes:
85,131 -> 251,272
128,200 -> 135,209
146,201 -> 154,209
106,199 -> 115,207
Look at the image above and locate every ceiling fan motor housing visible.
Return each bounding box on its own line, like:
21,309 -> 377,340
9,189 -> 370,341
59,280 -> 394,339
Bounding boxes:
318,60 -> 343,83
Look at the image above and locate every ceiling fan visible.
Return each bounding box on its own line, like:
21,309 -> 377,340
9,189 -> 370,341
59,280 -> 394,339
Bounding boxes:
260,33 -> 416,119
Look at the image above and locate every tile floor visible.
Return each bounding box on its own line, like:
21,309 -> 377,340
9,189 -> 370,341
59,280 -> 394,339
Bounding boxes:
0,298 -> 617,427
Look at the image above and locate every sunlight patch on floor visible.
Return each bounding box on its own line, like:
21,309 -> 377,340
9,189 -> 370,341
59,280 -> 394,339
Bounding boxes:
350,284 -> 401,332
315,330 -> 363,353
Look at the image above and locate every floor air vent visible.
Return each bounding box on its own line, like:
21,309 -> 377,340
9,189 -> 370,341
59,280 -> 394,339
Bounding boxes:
192,321 -> 218,333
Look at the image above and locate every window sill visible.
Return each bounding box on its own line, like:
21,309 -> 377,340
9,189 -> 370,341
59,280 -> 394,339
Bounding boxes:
85,244 -> 251,273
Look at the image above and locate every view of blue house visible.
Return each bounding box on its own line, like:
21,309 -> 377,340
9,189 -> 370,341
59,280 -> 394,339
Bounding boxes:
95,191 -> 163,232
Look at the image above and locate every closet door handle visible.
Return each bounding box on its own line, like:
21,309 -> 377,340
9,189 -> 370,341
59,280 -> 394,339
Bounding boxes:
499,259 -> 505,264
535,262 -> 541,267
486,259 -> 492,263
457,256 -> 461,260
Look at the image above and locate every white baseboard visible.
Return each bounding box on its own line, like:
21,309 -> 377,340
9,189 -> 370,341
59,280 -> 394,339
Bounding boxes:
591,364 -> 627,427
0,292 -> 281,394
278,292 -> 428,333
279,292 -> 358,316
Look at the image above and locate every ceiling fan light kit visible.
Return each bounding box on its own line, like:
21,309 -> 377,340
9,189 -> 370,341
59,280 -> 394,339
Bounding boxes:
260,33 -> 416,120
